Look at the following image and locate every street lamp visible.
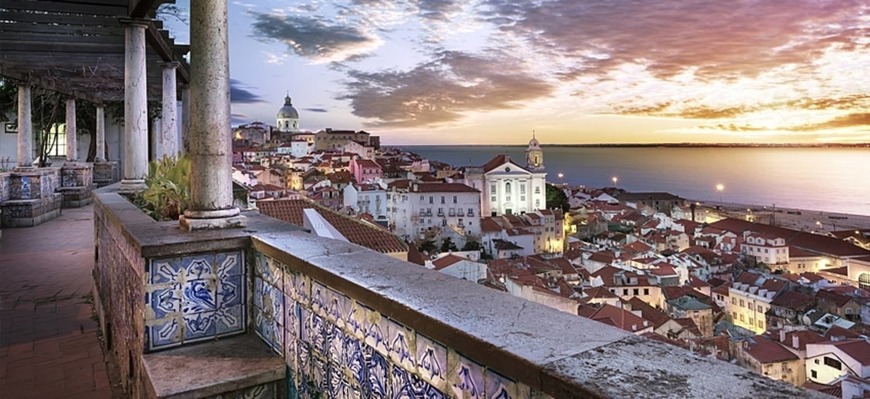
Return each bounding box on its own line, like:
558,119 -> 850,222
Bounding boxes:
612,176 -> 618,186
716,183 -> 724,203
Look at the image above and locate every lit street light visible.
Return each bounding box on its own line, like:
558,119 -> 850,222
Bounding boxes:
612,176 -> 618,186
716,183 -> 724,203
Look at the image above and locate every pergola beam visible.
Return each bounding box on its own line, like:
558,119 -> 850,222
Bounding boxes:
0,66 -> 105,105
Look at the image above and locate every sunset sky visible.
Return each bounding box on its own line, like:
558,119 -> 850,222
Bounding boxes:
165,1 -> 869,145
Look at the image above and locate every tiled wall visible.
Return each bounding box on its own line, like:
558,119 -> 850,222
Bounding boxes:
144,250 -> 246,351
253,251 -> 536,399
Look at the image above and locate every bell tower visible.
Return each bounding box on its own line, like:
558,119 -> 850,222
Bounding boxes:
525,131 -> 544,171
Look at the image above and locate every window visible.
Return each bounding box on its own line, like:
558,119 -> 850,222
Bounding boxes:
535,199 -> 540,207
505,182 -> 511,192
506,196 -> 511,202
520,196 -> 525,202
739,299 -> 744,307
823,357 -> 842,370
520,185 -> 526,194
811,370 -> 817,379
859,273 -> 870,290
534,186 -> 540,194
644,288 -> 649,295
623,289 -> 629,296
468,208 -> 474,216
490,184 -> 496,193
42,123 -> 67,157
491,196 -> 496,202
757,305 -> 763,312
441,196 -> 445,204
633,288 -> 639,296
731,298 -> 737,305
429,196 -> 433,204
453,196 -> 457,204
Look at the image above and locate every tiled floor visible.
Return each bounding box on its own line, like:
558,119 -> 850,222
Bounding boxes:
0,204 -> 115,398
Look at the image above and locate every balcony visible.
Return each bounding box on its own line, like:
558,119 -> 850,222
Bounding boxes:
78,185 -> 827,398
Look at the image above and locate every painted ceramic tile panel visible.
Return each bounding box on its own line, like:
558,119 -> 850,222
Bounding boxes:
387,318 -> 416,372
145,250 -> 245,351
485,369 -> 530,399
448,350 -> 485,399
416,334 -> 449,389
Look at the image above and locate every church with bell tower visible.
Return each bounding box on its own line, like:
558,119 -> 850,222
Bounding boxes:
464,133 -> 548,217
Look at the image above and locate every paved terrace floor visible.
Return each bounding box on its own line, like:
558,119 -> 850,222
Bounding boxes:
0,205 -> 116,398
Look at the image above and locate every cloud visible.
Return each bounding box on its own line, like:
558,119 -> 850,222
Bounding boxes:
340,50 -> 554,127
231,113 -> 250,125
230,79 -> 264,103
303,108 -> 328,113
481,0 -> 867,80
789,113 -> 870,131
249,11 -> 382,63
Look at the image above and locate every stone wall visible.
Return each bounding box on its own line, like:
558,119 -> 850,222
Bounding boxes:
93,187 -> 825,399
1,168 -> 62,227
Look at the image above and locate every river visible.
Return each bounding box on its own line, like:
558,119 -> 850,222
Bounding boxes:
400,146 -> 870,216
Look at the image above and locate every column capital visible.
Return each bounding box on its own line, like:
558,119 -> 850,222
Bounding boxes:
159,61 -> 181,69
118,18 -> 151,27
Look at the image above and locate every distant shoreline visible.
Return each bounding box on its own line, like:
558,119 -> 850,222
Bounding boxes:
395,143 -> 870,148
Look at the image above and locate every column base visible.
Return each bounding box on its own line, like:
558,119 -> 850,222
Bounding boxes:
179,214 -> 247,231
119,179 -> 147,193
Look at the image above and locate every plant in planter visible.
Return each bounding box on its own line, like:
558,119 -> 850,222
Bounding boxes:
137,156 -> 191,221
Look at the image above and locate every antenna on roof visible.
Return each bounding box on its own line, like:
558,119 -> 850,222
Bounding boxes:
532,129 -> 536,139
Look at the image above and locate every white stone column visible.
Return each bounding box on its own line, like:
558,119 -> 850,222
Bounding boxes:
95,105 -> 106,162
65,98 -> 77,163
180,0 -> 245,230
160,61 -> 179,158
16,85 -> 33,168
119,20 -> 149,193
150,117 -> 160,161
181,85 -> 190,155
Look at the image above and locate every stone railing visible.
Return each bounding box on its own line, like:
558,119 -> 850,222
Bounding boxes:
92,185 -> 824,399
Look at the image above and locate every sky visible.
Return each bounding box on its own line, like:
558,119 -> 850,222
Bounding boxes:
163,1 -> 869,145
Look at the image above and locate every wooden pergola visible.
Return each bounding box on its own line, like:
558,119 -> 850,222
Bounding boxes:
0,0 -> 190,104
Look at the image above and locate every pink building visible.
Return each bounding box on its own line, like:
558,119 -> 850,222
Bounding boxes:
350,158 -> 383,184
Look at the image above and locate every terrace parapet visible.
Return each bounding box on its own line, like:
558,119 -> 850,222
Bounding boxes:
92,185 -> 825,399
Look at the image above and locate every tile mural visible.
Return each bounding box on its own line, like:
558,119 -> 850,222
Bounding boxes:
253,251 -> 540,399
145,250 -> 246,351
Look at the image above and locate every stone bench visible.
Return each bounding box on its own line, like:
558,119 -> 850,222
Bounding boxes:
142,334 -> 285,399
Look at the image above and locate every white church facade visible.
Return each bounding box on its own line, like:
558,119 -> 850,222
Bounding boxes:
465,135 -> 547,217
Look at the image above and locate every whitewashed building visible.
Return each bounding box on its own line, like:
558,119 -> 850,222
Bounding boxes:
343,183 -> 388,221
387,182 -> 481,241
464,135 -> 547,217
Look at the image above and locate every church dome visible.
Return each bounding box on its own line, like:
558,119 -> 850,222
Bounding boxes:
277,95 -> 299,119
528,135 -> 541,149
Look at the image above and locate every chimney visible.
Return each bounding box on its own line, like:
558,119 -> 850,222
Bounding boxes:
792,334 -> 800,350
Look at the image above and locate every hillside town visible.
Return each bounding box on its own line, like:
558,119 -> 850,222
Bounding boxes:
233,97 -> 870,399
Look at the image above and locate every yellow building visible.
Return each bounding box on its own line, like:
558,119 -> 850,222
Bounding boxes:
727,272 -> 788,334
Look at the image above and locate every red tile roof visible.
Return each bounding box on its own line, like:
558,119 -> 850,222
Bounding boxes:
824,339 -> 870,365
414,183 -> 479,193
482,154 -> 509,173
257,198 -> 408,254
626,297 -> 672,329
432,254 -> 467,270
770,291 -> 816,310
578,304 -> 651,332
711,218 -> 870,257
745,336 -> 798,364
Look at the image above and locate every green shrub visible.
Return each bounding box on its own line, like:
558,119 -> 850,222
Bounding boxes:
138,155 -> 191,221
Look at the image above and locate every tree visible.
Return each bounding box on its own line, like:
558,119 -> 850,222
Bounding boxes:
546,183 -> 570,212
461,240 -> 481,251
440,237 -> 458,253
418,239 -> 437,254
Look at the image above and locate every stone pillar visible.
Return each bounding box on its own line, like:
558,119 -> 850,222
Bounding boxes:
180,1 -> 245,230
150,117 -> 160,161
65,98 -> 77,163
181,85 -> 190,155
95,106 -> 106,162
16,85 -> 33,169
119,20 -> 149,193
160,61 -> 179,158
